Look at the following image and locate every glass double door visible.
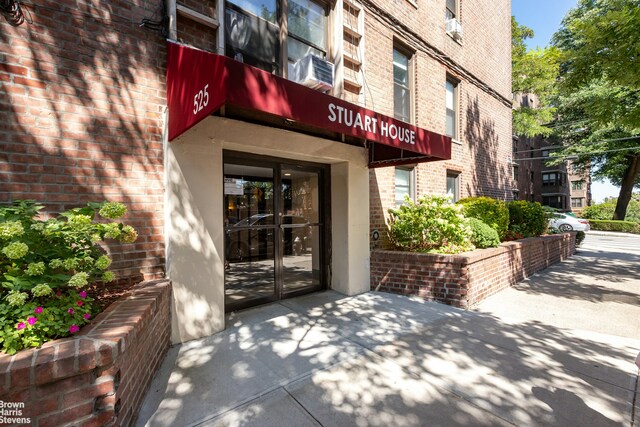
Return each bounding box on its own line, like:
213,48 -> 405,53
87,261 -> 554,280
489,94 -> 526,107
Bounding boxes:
223,154 -> 326,311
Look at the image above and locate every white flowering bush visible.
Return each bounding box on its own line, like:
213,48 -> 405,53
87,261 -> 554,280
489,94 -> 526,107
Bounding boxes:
0,200 -> 137,354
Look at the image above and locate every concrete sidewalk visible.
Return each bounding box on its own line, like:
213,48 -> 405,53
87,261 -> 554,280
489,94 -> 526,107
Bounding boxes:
138,233 -> 640,427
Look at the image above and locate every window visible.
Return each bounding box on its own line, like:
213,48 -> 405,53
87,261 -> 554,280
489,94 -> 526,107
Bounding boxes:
543,196 -> 564,209
228,0 -> 277,22
445,79 -> 458,139
512,190 -> 519,200
288,0 -> 327,63
395,167 -> 415,206
571,198 -> 584,208
541,150 -> 550,158
225,0 -> 328,76
446,171 -> 460,202
571,180 -> 584,191
393,47 -> 411,123
445,0 -> 456,19
512,165 -> 519,183
226,0 -> 279,72
542,173 -> 561,186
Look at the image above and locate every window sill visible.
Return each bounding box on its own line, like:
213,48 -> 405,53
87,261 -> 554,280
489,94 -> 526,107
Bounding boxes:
451,138 -> 463,145
446,32 -> 463,46
406,0 -> 418,8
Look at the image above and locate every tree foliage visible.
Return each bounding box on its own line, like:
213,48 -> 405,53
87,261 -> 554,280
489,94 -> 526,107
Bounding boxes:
551,0 -> 640,219
511,17 -> 559,137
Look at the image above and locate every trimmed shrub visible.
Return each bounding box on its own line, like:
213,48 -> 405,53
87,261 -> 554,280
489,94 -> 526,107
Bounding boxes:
468,218 -> 500,249
457,196 -> 509,240
588,219 -> 640,234
576,230 -> 586,246
507,200 -> 548,238
388,195 -> 474,254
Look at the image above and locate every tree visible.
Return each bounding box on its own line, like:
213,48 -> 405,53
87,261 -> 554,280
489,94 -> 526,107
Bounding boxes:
552,0 -> 640,220
511,17 -> 559,137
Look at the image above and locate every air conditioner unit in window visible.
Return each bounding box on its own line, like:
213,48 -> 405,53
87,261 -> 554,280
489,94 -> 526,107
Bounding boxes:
292,54 -> 334,92
446,18 -> 463,41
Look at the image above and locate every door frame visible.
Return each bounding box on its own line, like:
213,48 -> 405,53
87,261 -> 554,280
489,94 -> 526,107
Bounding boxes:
223,150 -> 331,312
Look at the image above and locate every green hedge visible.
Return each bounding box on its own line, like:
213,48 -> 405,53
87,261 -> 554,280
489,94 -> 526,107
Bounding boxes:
588,220 -> 640,234
468,218 -> 500,248
507,200 -> 547,238
457,197 -> 509,240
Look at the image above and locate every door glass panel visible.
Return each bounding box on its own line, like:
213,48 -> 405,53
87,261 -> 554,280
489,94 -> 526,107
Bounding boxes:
224,164 -> 276,306
281,168 -> 321,294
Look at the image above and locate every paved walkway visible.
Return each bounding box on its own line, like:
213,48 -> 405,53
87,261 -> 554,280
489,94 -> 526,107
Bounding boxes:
138,232 -> 640,426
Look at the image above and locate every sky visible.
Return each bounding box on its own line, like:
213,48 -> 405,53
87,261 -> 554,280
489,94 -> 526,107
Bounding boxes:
511,0 -> 621,203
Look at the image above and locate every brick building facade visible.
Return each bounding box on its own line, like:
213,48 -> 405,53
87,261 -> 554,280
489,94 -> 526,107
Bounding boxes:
1,1 -> 167,282
2,0 -> 512,345
364,0 -> 513,249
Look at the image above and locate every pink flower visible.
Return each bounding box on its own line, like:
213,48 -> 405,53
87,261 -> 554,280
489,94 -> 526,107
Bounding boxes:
69,324 -> 80,334
34,306 -> 43,314
56,291 -> 62,297
27,317 -> 37,325
76,300 -> 83,306
79,291 -> 87,299
16,322 -> 26,330
83,313 -> 91,320
67,308 -> 74,315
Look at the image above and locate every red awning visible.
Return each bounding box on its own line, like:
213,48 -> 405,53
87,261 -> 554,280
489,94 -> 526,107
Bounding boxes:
166,41 -> 451,167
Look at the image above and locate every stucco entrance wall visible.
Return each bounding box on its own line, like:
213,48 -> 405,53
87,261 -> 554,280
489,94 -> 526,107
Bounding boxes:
166,117 -> 371,344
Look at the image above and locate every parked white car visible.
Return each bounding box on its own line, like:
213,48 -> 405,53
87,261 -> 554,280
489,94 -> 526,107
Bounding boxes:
549,213 -> 590,232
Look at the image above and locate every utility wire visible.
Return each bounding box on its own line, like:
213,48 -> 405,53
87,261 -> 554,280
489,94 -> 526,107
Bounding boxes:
515,145 -> 640,161
513,136 -> 640,155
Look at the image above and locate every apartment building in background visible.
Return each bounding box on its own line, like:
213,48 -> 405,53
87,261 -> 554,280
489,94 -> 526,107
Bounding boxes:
512,95 -> 591,213
1,0 -> 512,344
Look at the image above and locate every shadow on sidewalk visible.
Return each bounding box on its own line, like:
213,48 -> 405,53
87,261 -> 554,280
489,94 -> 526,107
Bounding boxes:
138,292 -> 637,426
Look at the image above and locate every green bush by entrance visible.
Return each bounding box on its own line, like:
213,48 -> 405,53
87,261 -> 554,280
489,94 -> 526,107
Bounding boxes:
457,196 -> 509,240
507,200 -> 548,238
0,200 -> 137,355
388,195 -> 474,254
468,218 -> 500,248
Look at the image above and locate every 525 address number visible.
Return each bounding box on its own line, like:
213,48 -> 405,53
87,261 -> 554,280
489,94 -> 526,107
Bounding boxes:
193,84 -> 209,115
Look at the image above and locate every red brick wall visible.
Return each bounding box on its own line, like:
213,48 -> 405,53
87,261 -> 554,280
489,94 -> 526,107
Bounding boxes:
0,280 -> 171,427
363,0 -> 513,243
371,233 -> 576,308
0,1 -> 167,281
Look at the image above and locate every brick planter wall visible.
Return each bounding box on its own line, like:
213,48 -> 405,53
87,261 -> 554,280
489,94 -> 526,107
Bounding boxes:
0,280 -> 171,427
371,233 -> 576,308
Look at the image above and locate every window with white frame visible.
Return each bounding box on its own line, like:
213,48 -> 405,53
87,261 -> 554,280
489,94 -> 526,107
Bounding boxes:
395,167 -> 415,206
288,0 -> 328,63
393,47 -> 411,123
571,197 -> 584,208
445,0 -> 456,19
445,79 -> 458,139
446,171 -> 460,202
225,0 -> 328,76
